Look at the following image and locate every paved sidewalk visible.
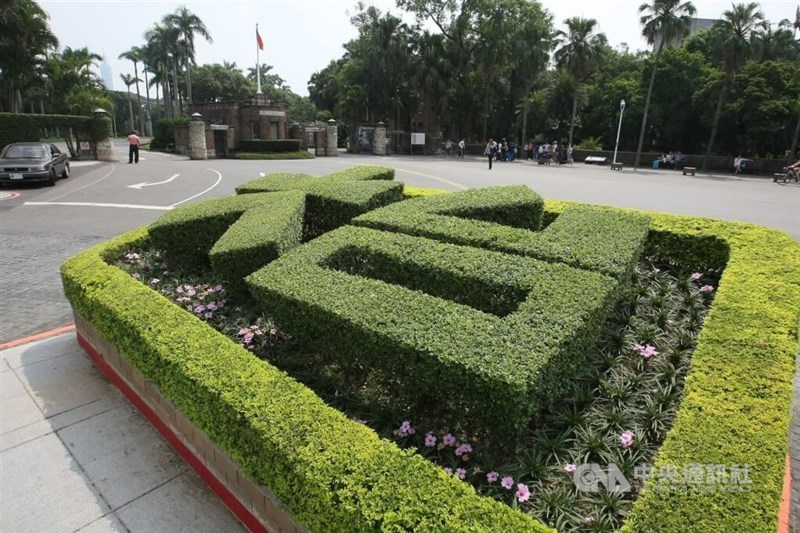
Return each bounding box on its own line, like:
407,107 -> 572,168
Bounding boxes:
0,332 -> 246,533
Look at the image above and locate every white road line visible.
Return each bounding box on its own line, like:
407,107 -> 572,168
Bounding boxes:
127,173 -> 180,190
45,163 -> 116,201
169,168 -> 222,208
394,168 -> 469,190
24,201 -> 171,211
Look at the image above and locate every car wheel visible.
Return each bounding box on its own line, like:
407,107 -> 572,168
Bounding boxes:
61,162 -> 70,179
47,169 -> 57,186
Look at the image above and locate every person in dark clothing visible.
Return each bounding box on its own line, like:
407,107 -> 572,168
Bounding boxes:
484,139 -> 497,169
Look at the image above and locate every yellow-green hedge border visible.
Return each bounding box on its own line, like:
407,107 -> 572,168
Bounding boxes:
61,188 -> 800,532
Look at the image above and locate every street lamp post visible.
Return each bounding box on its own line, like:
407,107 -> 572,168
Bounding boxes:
613,99 -> 626,166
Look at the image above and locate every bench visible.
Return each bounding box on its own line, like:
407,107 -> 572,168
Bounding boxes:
682,166 -> 696,176
584,156 -> 608,165
610,162 -> 623,171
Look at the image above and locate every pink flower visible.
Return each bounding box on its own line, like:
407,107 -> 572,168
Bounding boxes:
185,287 -> 196,296
442,434 -> 456,447
486,471 -> 499,483
149,278 -> 160,285
501,476 -> 514,490
586,516 -> 596,524
237,328 -> 250,336
515,483 -> 530,502
455,468 -> 467,480
204,312 -> 213,319
699,285 -> 714,293
690,272 -> 702,281
395,421 -> 415,438
619,430 -> 635,449
424,433 -> 437,448
633,344 -> 658,358
132,273 -> 141,280
443,467 -> 452,475
270,327 -> 278,336
214,284 -> 224,292
454,443 -> 473,457
564,464 -> 577,473
124,252 -> 140,261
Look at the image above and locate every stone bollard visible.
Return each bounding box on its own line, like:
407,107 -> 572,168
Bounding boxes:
326,119 -> 338,157
189,113 -> 207,160
373,121 -> 387,156
91,110 -> 117,162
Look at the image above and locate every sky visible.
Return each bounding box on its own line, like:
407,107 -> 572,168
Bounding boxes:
40,0 -> 798,97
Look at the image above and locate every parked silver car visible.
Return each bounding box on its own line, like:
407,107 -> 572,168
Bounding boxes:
0,142 -> 70,186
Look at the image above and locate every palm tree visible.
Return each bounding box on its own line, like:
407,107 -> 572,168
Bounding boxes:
635,0 -> 696,169
144,22 -> 180,118
163,6 -> 212,104
703,2 -> 766,168
118,46 -> 145,134
779,6 -> 800,38
554,17 -> 606,147
0,0 -> 58,112
120,73 -> 140,131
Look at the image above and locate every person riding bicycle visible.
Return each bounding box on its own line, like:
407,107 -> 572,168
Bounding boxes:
789,160 -> 800,181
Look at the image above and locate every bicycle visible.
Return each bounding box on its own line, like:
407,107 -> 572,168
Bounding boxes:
774,166 -> 799,184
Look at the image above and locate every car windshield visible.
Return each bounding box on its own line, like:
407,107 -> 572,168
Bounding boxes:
3,145 -> 48,159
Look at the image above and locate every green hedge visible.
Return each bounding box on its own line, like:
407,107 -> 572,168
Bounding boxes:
148,192 -> 306,272
246,225 -> 618,435
209,193 -> 305,296
353,187 -> 650,279
237,167 -> 402,239
237,139 -> 302,152
231,150 -> 315,160
0,112 -> 112,152
150,118 -> 187,150
60,228 -> 549,533
60,189 -> 800,532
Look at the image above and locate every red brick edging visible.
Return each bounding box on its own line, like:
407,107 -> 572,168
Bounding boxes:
0,325 -> 76,350
778,455 -> 792,533
74,314 -> 303,533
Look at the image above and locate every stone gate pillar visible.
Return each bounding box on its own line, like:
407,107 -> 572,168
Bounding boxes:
373,121 -> 387,156
189,113 -> 207,160
326,119 -> 338,157
92,109 -> 117,162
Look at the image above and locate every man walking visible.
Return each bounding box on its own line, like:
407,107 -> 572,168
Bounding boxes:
484,139 -> 496,169
127,130 -> 141,164
458,138 -> 465,158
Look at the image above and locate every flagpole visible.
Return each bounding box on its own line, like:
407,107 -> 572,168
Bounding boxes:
256,24 -> 262,94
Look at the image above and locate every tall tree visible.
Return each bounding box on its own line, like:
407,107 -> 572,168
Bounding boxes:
634,0 -> 696,168
0,0 -> 58,112
163,6 -> 212,105
554,17 -> 605,147
118,46 -> 144,132
703,2 -> 766,167
119,73 -> 140,131
144,22 -> 180,118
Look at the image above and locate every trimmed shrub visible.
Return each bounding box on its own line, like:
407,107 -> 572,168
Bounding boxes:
246,225 -> 619,435
150,118 -> 187,150
237,166 -> 402,239
353,187 -> 649,279
60,185 -> 800,532
237,139 -> 302,153
148,191 -> 306,272
0,112 -> 111,152
209,193 -> 305,296
231,150 -> 314,160
61,228 -> 549,533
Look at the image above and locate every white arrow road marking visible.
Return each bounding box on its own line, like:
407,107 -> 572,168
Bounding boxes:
127,173 -> 180,190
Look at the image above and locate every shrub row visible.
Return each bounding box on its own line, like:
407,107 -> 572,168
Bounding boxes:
61,187 -> 800,532
61,227 -> 548,533
236,166 -> 402,239
209,194 -> 305,296
147,191 -> 306,273
531,199 -> 800,532
0,112 -> 111,152
353,187 -> 649,279
246,225 -> 618,435
237,139 -> 302,153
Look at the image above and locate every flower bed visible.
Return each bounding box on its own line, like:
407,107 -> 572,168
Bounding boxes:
62,184 -> 800,532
